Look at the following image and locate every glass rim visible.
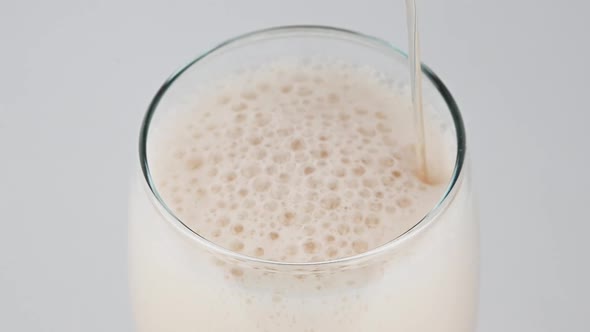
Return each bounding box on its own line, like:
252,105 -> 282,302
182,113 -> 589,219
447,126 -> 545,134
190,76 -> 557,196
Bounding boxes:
138,25 -> 467,267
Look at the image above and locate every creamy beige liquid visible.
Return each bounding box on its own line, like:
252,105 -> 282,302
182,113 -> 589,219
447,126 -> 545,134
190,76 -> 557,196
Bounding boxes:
149,61 -> 448,263
129,60 -> 478,332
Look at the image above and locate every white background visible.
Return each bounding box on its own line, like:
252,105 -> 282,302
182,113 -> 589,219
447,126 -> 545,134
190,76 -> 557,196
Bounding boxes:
1,0 -> 589,331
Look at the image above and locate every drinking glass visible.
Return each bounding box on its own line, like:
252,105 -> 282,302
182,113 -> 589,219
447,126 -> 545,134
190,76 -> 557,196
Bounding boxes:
128,26 -> 479,332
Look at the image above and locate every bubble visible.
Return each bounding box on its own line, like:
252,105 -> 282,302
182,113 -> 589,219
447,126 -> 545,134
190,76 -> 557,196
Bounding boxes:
367,201 -> 382,212
362,177 -> 378,188
282,211 -> 296,226
254,112 -> 272,126
327,180 -> 339,191
360,156 -> 373,166
353,226 -> 365,235
272,152 -> 290,164
383,136 -> 397,147
352,240 -> 369,254
186,158 -> 203,170
208,168 -> 219,177
339,113 -> 351,122
281,85 -> 293,93
169,185 -> 180,194
313,75 -> 325,84
232,224 -> 244,234
376,123 -> 392,133
230,241 -> 245,252
243,199 -> 255,208
379,157 -> 395,168
172,193 -> 182,204
264,201 -> 278,212
217,95 -> 231,105
173,150 -> 186,160
332,167 -> 346,178
254,149 -> 267,160
326,93 -> 340,104
248,136 -> 263,145
241,90 -> 258,100
397,196 -> 413,208
304,225 -> 317,236
345,179 -> 359,190
337,224 -> 350,235
256,82 -> 270,91
303,240 -> 319,254
374,111 -> 386,119
290,139 -> 304,151
241,164 -> 260,178
357,127 -> 376,137
304,203 -> 315,213
206,153 -> 221,164
286,245 -> 298,256
232,102 -> 248,112
230,268 -> 244,277
217,216 -> 230,227
228,127 -> 243,139
306,177 -> 321,189
403,180 -> 416,190
352,166 -> 366,176
365,215 -> 380,228
297,86 -> 313,97
254,247 -> 265,257
278,173 -> 290,183
358,189 -> 371,199
326,247 -> 339,258
292,151 -> 307,162
235,113 -> 247,123
277,127 -> 294,137
195,188 -> 207,198
223,172 -> 237,182
354,107 -> 369,115
272,185 -> 289,200
312,149 -> 329,159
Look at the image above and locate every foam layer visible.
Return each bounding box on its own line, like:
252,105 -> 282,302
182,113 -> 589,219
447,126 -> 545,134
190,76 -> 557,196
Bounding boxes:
149,61 -> 450,262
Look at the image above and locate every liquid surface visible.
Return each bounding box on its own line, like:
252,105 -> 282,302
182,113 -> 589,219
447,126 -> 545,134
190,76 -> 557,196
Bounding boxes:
149,61 -> 449,262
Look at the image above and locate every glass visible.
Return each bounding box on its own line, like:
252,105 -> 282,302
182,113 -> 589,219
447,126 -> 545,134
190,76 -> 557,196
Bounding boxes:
128,26 -> 479,332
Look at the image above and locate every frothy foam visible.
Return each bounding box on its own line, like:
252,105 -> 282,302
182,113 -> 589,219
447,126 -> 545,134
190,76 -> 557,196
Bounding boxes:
149,61 -> 450,262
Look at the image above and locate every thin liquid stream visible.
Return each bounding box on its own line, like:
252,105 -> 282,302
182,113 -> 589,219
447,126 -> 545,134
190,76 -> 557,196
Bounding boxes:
405,0 -> 430,182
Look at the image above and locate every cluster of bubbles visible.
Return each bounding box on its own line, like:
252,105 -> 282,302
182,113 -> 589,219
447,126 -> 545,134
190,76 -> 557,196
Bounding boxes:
150,61 -> 444,263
